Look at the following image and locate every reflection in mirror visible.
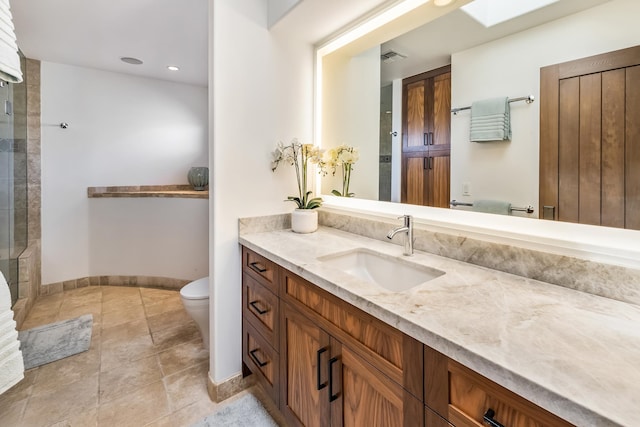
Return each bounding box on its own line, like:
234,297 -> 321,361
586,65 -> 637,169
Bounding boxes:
320,0 -> 640,229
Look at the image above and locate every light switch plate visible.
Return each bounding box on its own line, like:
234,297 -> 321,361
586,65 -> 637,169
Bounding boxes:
462,182 -> 471,196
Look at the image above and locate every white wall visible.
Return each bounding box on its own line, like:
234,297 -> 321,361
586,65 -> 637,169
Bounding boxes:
210,0 -> 314,383
450,0 -> 640,214
41,62 -> 209,284
322,45 -> 381,200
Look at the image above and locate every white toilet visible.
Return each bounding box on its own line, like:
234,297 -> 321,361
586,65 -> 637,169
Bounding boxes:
180,277 -> 210,350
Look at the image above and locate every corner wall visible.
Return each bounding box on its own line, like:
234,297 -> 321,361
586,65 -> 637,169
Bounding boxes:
40,62 -> 209,286
210,0 -> 314,383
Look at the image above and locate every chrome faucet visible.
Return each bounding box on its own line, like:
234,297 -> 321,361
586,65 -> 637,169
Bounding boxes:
387,215 -> 414,256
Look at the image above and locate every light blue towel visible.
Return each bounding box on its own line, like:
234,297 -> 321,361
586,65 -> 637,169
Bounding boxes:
470,97 -> 511,142
472,200 -> 512,215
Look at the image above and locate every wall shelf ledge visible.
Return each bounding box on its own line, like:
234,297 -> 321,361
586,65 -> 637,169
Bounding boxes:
87,185 -> 208,199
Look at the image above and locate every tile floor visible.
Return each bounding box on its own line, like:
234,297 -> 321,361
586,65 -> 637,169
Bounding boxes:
0,285 -> 242,427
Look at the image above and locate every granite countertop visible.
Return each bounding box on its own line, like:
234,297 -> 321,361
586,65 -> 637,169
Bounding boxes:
87,185 -> 208,199
239,226 -> 640,427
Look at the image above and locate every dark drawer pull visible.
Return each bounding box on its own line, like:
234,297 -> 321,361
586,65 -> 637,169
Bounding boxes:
483,409 -> 506,427
328,356 -> 340,402
249,261 -> 268,273
249,348 -> 268,368
316,347 -> 328,390
249,300 -> 269,315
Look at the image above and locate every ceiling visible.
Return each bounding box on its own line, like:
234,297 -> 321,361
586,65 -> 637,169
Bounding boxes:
10,0 -> 613,89
11,0 -> 209,87
380,0 -> 611,85
10,0 -> 393,88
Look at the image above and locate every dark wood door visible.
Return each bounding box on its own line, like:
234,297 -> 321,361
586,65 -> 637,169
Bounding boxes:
280,303 -> 331,427
401,151 -> 450,208
540,45 -> 640,229
402,66 -> 451,207
330,339 -> 423,427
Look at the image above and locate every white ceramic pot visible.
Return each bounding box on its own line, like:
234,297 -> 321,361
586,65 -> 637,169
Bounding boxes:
291,209 -> 318,234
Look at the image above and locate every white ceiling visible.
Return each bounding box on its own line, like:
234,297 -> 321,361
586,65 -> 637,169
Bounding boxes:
380,0 -> 611,85
11,0 -> 209,87
10,0 -> 393,88
269,0 -> 393,44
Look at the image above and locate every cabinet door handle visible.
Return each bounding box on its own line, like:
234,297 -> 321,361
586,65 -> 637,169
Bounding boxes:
249,261 -> 268,273
316,348 -> 328,390
328,356 -> 340,402
249,349 -> 268,367
428,156 -> 433,170
428,132 -> 434,145
483,409 -> 506,427
249,300 -> 269,315
423,132 -> 428,146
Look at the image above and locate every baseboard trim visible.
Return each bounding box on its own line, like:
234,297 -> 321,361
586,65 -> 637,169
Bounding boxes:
41,275 -> 191,295
207,371 -> 255,403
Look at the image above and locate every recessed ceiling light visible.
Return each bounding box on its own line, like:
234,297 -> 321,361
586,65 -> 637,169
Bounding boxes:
434,0 -> 455,6
120,57 -> 143,65
167,65 -> 180,71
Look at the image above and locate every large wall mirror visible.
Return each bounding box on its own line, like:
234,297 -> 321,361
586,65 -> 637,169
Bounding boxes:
319,0 -> 640,231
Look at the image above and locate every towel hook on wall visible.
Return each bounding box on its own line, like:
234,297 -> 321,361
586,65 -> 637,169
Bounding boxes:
59,122 -> 69,129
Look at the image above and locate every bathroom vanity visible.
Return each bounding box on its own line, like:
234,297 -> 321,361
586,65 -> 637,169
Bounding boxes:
239,225 -> 640,427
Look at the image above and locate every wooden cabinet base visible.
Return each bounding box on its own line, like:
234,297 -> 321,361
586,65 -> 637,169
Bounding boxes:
242,246 -> 572,427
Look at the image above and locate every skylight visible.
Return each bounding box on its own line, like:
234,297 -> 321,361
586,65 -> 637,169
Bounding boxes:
461,0 -> 560,27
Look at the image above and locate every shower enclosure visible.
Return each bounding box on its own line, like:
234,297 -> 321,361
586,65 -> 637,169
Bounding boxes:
0,53 -> 27,306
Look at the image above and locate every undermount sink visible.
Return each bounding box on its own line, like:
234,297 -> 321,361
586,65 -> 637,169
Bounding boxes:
318,248 -> 445,292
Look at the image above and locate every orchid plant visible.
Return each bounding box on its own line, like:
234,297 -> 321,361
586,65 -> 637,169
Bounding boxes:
271,139 -> 323,209
320,145 -> 360,197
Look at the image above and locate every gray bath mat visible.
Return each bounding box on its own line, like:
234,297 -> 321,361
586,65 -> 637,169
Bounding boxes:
191,393 -> 278,427
18,314 -> 93,369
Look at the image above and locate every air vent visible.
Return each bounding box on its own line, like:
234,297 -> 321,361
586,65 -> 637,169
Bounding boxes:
381,50 -> 407,64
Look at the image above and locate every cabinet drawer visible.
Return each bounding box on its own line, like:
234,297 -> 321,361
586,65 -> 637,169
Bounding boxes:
242,247 -> 279,295
448,360 -> 573,427
243,272 -> 279,348
425,345 -> 573,427
243,319 -> 279,405
281,269 -> 422,399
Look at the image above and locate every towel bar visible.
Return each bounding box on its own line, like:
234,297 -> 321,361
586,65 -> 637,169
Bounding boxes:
450,200 -> 534,214
451,95 -> 535,115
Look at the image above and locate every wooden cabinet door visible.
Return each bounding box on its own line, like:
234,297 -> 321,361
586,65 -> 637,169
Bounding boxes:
405,79 -> 428,151
432,72 -> 451,151
402,152 -> 450,208
330,339 -> 423,427
402,154 -> 428,205
402,66 -> 451,207
280,303 -> 331,427
429,151 -> 450,208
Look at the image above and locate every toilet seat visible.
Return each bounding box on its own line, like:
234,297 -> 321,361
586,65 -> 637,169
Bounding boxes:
180,277 -> 209,300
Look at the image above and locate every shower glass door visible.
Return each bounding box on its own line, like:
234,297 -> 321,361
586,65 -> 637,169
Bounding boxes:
0,53 -> 28,306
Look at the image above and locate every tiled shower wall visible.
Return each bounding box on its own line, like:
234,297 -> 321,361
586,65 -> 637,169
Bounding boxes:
12,58 -> 42,328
